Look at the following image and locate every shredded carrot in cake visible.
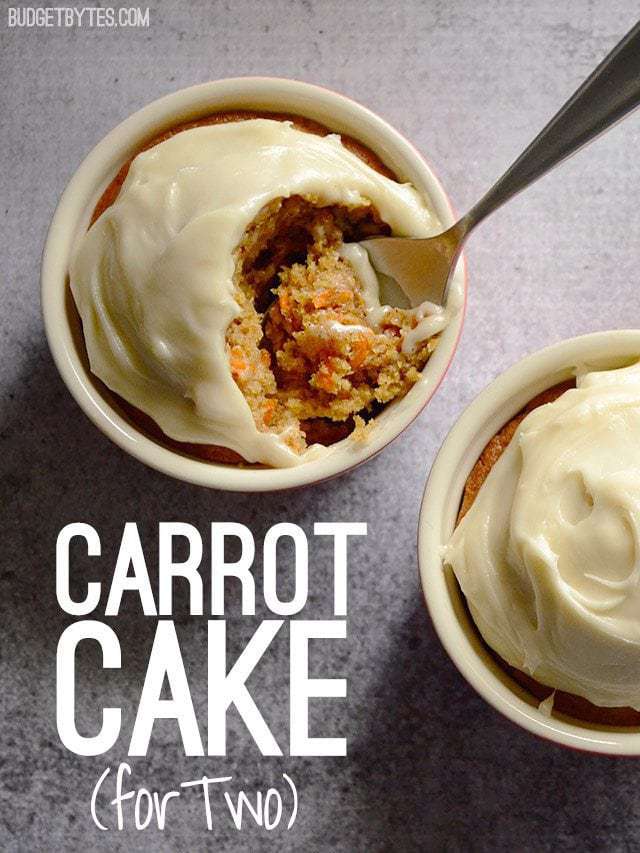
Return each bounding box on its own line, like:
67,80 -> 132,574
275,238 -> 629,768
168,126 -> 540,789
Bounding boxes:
224,194 -> 439,453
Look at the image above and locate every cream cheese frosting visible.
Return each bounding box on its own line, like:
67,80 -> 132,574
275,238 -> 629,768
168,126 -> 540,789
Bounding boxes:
444,361 -> 640,709
71,119 -> 456,466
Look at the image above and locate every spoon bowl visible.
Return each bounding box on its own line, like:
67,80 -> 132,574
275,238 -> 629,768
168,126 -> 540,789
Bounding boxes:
360,221 -> 464,307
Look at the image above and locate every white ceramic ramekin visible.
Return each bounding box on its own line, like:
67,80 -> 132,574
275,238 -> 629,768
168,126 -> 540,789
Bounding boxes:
419,330 -> 640,755
41,78 -> 465,492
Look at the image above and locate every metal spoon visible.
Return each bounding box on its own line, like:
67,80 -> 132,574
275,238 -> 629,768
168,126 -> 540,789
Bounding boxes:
360,19 -> 640,308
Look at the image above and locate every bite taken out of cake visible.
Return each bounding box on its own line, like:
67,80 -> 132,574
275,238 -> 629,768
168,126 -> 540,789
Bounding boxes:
70,113 -> 461,468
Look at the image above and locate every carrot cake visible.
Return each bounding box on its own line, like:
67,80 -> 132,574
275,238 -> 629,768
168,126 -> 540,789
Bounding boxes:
70,113 -> 460,467
445,362 -> 640,724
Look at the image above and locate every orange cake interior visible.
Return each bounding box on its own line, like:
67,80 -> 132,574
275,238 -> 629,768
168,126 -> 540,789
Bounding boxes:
227,194 -> 438,453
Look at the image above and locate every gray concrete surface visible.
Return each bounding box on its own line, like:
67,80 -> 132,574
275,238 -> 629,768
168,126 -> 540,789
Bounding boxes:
2,0 -> 640,849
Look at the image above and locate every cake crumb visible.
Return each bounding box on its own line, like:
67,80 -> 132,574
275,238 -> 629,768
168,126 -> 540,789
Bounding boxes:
226,194 -> 438,452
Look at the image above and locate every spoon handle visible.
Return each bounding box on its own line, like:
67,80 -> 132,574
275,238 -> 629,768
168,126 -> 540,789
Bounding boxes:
462,19 -> 640,233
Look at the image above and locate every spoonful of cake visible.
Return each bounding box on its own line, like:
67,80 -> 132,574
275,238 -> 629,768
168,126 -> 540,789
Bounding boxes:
360,19 -> 640,308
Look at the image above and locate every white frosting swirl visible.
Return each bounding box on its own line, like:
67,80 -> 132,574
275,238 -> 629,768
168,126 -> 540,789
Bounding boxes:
444,362 -> 640,709
71,119 -> 453,467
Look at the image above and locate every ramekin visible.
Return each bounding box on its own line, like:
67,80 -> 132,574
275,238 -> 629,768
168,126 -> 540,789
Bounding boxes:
418,330 -> 640,755
41,77 -> 465,492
